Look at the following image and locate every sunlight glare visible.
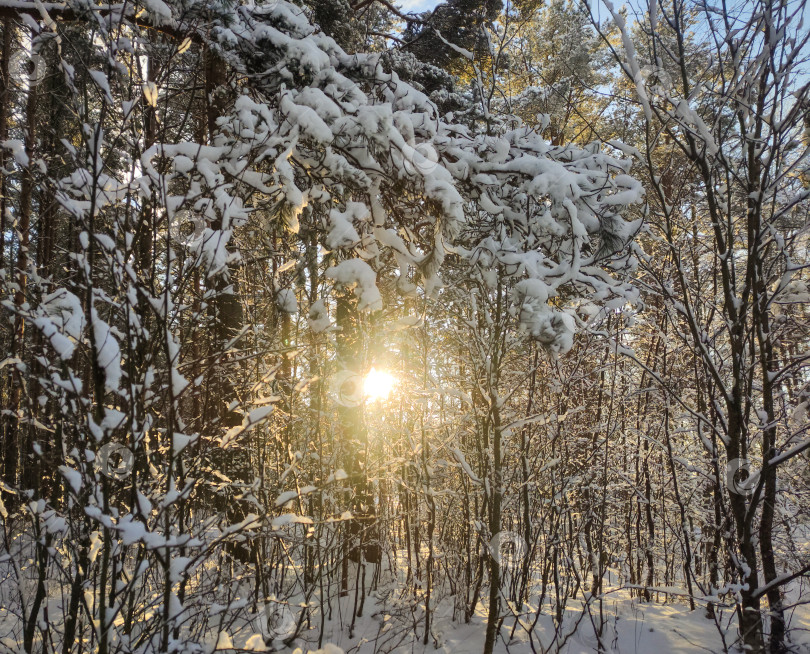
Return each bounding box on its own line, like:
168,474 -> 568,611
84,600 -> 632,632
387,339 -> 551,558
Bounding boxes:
363,368 -> 396,403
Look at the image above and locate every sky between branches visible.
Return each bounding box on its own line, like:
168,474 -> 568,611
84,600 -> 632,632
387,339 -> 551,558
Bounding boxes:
399,0 -> 439,11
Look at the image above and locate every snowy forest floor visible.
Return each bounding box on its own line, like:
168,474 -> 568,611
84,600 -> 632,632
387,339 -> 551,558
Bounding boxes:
281,586 -> 810,654
4,565 -> 810,654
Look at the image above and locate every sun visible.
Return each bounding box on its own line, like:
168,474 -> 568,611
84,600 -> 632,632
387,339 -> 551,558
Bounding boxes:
363,368 -> 396,403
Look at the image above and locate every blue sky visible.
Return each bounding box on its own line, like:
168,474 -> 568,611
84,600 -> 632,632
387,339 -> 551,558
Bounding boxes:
398,0 -> 440,12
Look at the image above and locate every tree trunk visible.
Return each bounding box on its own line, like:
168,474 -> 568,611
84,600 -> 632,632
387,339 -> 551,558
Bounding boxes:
483,279 -> 504,654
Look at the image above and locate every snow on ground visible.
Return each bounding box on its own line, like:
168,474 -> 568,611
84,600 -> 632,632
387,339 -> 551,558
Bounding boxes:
3,547 -> 810,654
274,583 -> 810,654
